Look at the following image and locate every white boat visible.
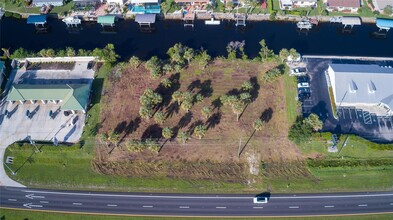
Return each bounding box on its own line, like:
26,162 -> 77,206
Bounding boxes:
205,18 -> 220,25
62,16 -> 81,25
297,19 -> 313,30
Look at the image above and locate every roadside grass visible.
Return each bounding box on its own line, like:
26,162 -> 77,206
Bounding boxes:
283,74 -> 298,125
1,209 -> 393,220
299,134 -> 393,159
5,143 -> 247,193
262,165 -> 393,193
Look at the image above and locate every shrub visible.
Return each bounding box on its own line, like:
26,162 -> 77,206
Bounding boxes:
288,117 -> 312,144
307,158 -> 393,168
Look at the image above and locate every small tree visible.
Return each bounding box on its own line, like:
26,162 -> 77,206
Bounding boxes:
181,100 -> 193,112
66,47 -> 76,57
177,131 -> 189,144
172,91 -> 183,104
289,48 -> 299,62
196,50 -> 211,69
304,113 -> 323,132
154,112 -> 166,124
279,48 -> 290,63
139,106 -> 153,120
167,43 -> 186,65
259,39 -> 274,61
239,92 -> 252,105
241,80 -> 253,92
194,124 -> 207,139
161,78 -> 172,88
129,56 -> 141,69
145,56 -> 162,79
383,5 -> 393,15
253,118 -> 265,131
162,127 -> 173,140
184,48 -> 195,64
46,49 -> 55,57
201,106 -> 212,119
232,101 -> 244,121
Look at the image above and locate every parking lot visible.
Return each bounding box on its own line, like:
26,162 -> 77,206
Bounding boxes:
297,57 -> 393,142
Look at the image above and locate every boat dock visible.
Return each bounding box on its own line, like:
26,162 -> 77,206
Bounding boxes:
135,14 -> 156,32
235,14 -> 246,27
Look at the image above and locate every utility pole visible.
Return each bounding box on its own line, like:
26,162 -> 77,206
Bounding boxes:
27,136 -> 41,153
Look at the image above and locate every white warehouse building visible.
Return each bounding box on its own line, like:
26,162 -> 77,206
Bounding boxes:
327,63 -> 393,116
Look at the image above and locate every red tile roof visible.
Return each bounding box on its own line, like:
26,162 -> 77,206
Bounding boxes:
327,0 -> 361,8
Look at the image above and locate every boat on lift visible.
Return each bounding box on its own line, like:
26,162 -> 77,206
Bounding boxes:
297,18 -> 313,30
205,15 -> 220,25
62,16 -> 82,26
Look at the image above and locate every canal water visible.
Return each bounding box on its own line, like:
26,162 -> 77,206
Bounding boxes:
0,17 -> 392,60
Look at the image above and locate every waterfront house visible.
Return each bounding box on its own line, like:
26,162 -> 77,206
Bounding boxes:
0,61 -> 5,87
279,0 -> 317,10
104,0 -> 126,6
73,0 -> 100,8
32,0 -> 63,6
129,0 -> 161,14
326,0 -> 361,13
175,0 -> 210,7
327,64 -> 393,116
372,0 -> 393,13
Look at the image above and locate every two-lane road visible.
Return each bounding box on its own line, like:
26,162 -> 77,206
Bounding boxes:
1,187 -> 392,217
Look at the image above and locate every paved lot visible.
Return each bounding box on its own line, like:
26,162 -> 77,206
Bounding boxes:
0,58 -> 95,187
301,57 -> 393,143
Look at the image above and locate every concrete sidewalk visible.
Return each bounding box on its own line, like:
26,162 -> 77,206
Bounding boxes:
0,138 -> 25,187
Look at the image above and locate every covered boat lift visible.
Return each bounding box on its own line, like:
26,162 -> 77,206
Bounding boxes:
135,14 -> 156,32
376,18 -> 393,32
27,15 -> 48,31
97,15 -> 116,27
341,16 -> 361,28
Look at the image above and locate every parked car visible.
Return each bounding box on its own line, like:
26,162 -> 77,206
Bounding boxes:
290,67 -> 307,76
297,82 -> 310,88
298,92 -> 311,101
298,87 -> 311,94
253,196 -> 268,204
297,75 -> 310,83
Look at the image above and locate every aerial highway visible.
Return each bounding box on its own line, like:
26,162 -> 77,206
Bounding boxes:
1,187 -> 392,217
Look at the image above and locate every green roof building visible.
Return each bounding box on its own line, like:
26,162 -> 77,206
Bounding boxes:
7,84 -> 91,113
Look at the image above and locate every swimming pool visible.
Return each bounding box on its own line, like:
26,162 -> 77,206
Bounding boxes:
131,5 -> 161,14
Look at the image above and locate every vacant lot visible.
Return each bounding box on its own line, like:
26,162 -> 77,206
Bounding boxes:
97,59 -> 302,182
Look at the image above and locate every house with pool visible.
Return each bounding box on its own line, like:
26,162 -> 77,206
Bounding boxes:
129,0 -> 161,14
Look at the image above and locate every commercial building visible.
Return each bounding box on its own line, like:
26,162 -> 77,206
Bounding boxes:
327,63 -> 393,116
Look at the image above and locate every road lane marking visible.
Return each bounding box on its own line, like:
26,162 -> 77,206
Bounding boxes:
216,207 -> 227,209
25,194 -> 45,199
358,204 -> 368,207
39,201 -> 49,204
8,199 -> 17,202
72,203 -> 82,205
324,205 -> 334,208
23,203 -> 43,209
390,203 -> 393,205
142,205 -> 153,208
179,206 -> 189,209
289,206 -> 299,209
107,204 -> 117,207
253,207 -> 263,209
22,189 -> 393,200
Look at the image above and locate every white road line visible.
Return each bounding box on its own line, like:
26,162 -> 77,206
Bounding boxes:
7,199 -> 17,202
143,205 -> 153,208
107,204 -> 117,207
324,205 -> 334,208
216,207 -> 227,209
289,206 -> 299,209
72,203 -> 82,205
39,201 -> 49,204
22,190 -> 393,200
179,206 -> 189,209
358,204 -> 368,207
253,207 -> 264,209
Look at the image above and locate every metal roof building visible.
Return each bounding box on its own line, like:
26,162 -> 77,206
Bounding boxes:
327,64 -> 393,115
7,84 -> 91,112
341,16 -> 361,27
